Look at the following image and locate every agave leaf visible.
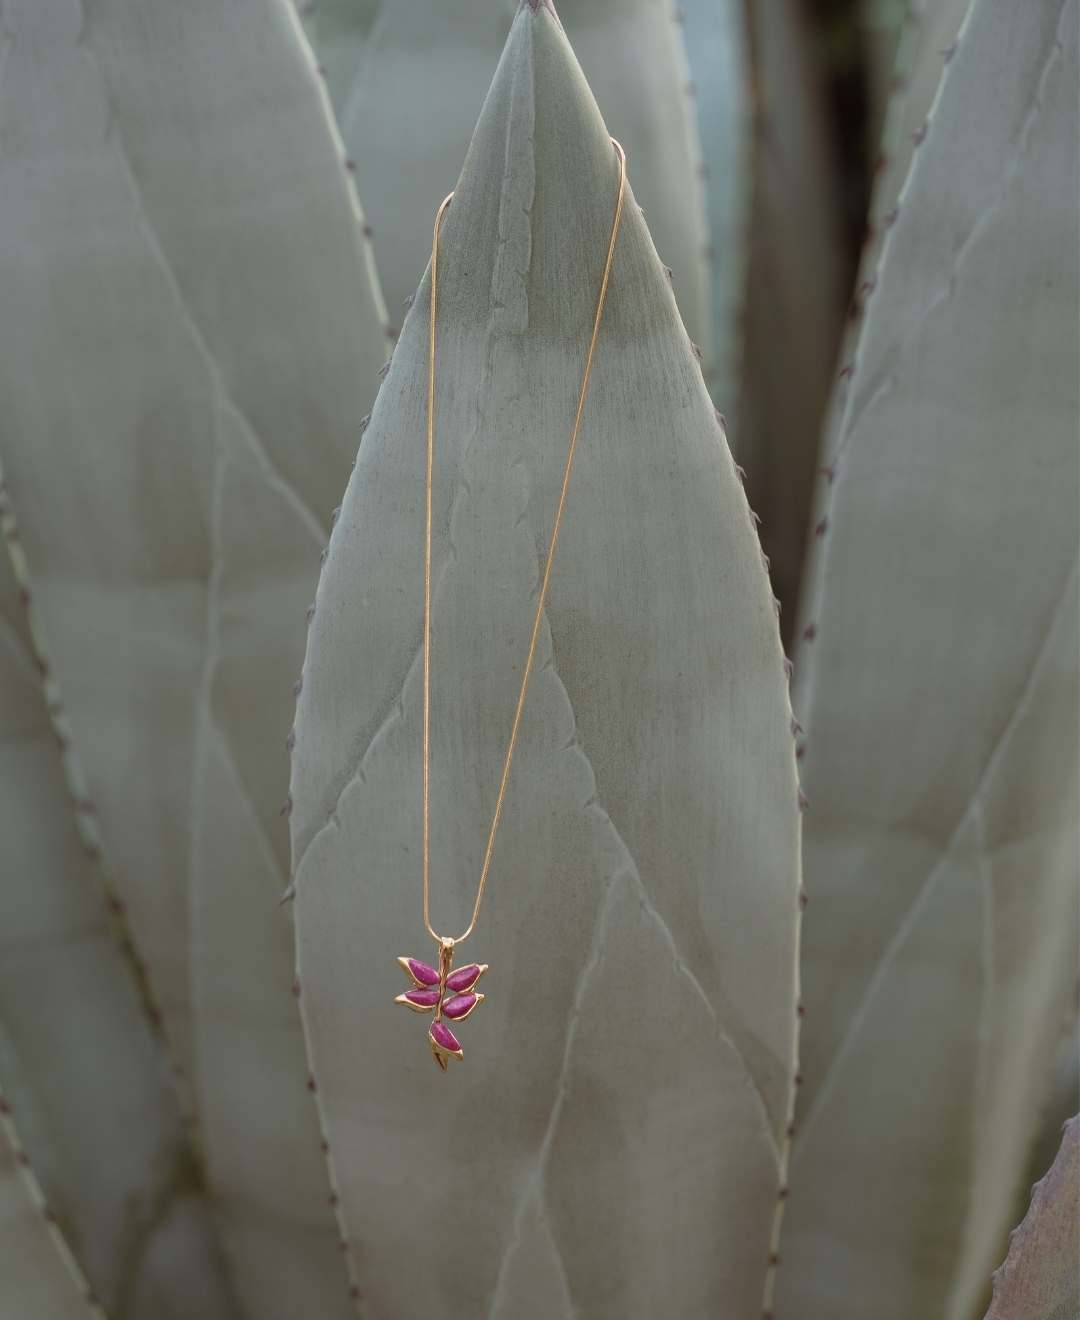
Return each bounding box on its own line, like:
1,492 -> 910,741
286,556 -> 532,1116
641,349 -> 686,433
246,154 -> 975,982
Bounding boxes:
736,0 -> 849,640
861,0 -> 913,150
0,507 -> 236,1314
863,0 -> 975,286
290,5 -> 800,1314
818,0 -> 977,495
680,0 -> 751,411
310,0 -> 712,373
0,0 -> 387,1314
985,1117 -> 1079,1320
557,0 -> 712,378
0,1096 -> 100,1320
298,0 -> 381,110
780,2 -> 1079,1317
861,0 -> 973,159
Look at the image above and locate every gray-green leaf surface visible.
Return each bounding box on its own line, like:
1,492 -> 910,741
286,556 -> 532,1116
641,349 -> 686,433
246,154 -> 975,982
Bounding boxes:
306,0 -> 713,377
0,499 -> 236,1317
0,1100 -> 99,1320
0,0 -> 387,1314
680,0 -> 751,412
290,5 -> 801,1317
781,1 -> 1080,1315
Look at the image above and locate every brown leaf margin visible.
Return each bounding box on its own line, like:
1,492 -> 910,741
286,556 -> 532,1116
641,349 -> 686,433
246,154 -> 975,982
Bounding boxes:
985,1114 -> 1079,1319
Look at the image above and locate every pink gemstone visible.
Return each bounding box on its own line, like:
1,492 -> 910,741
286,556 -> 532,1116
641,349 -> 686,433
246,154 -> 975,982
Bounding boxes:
430,1021 -> 461,1053
406,959 -> 440,986
441,993 -> 478,1020
403,989 -> 440,1008
445,963 -> 483,993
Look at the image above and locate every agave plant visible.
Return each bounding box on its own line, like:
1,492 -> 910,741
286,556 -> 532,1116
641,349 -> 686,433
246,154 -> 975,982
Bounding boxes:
780,1 -> 1078,1315
0,0 -> 1075,1316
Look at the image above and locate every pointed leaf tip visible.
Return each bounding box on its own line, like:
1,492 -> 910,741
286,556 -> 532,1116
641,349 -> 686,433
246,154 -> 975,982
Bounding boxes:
441,993 -> 484,1021
398,956 -> 440,987
429,1021 -> 463,1057
396,989 -> 441,1012
445,963 -> 487,993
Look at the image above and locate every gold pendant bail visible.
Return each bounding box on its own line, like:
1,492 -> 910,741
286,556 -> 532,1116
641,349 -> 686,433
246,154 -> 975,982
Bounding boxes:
437,936 -> 454,983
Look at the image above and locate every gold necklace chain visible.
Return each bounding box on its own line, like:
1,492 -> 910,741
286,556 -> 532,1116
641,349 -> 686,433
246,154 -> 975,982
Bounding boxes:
422,136 -> 627,948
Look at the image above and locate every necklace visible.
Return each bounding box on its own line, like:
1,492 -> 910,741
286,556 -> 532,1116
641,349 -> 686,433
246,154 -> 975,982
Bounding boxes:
395,137 -> 628,1070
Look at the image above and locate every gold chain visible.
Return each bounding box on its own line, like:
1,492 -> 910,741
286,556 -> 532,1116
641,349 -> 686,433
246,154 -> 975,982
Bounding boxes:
422,136 -> 627,947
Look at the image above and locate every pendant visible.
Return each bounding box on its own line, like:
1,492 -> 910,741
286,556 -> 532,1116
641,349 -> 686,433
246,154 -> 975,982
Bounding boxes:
395,938 -> 488,1070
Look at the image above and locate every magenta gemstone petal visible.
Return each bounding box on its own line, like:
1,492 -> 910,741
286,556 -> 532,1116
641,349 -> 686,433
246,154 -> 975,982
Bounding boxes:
445,964 -> 483,993
404,988 -> 441,1009
441,993 -> 478,1020
430,1021 -> 462,1053
405,958 -> 440,987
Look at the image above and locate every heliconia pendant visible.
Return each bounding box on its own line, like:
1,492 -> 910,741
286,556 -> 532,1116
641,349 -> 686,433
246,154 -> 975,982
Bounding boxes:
395,939 -> 488,1070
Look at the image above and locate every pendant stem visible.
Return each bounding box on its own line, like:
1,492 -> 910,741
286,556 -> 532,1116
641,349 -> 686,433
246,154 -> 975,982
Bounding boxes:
434,937 -> 454,1024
